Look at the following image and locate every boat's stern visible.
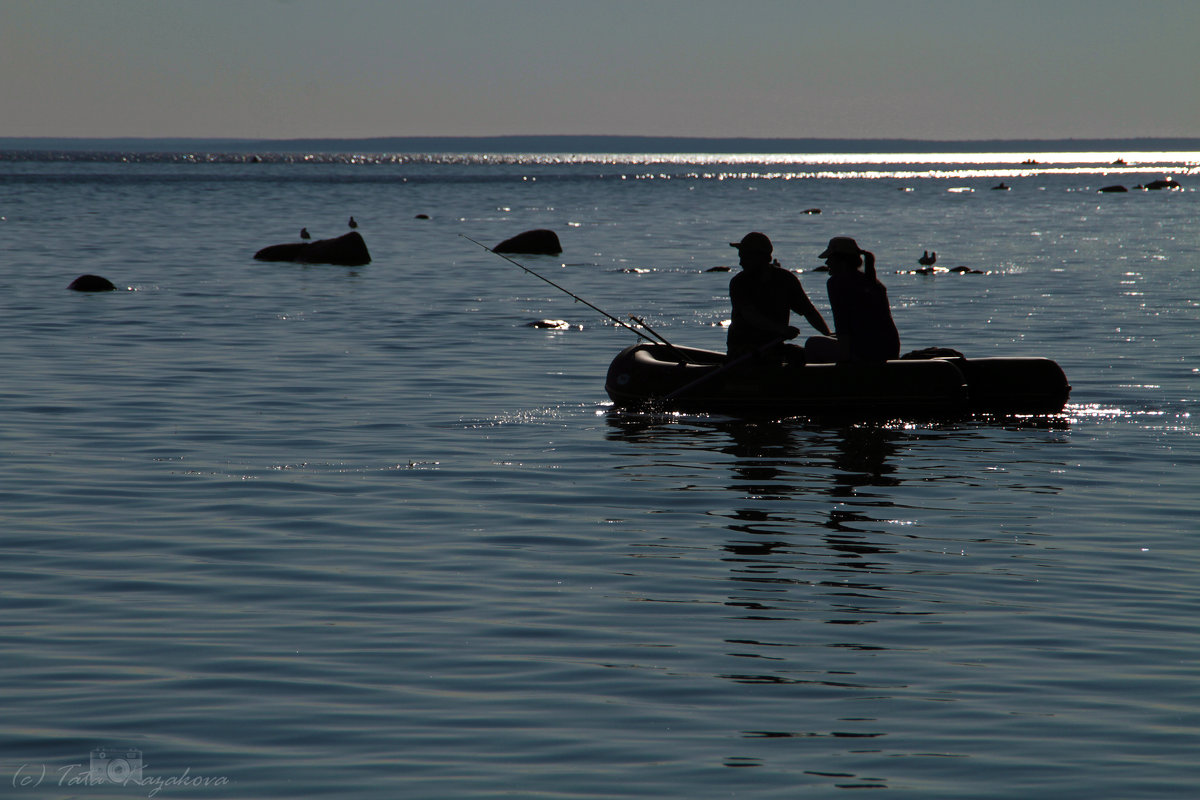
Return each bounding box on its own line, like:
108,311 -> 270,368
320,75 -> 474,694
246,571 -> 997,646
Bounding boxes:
945,357 -> 1071,415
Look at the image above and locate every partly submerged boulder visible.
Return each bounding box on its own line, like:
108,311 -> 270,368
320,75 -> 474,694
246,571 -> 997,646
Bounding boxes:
1143,178 -> 1181,191
494,229 -> 562,255
1099,185 -> 1128,193
254,231 -> 371,266
68,274 -> 117,292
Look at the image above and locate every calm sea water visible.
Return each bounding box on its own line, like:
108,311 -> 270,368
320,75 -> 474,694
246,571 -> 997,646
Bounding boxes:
1,144 -> 1198,799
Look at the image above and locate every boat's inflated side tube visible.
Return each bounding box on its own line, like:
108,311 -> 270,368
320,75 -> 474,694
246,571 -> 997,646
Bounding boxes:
733,359 -> 967,417
606,343 -> 970,417
945,357 -> 1071,414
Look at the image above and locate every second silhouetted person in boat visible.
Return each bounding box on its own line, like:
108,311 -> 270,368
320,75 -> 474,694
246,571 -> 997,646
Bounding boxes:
805,236 -> 901,363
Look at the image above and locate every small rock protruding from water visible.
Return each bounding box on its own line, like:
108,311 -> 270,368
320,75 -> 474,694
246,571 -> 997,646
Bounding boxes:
254,231 -> 371,266
495,229 -> 562,255
1143,178 -> 1181,190
68,274 -> 117,292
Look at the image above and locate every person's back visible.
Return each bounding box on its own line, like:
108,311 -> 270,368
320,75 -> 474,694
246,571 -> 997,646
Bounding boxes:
826,267 -> 900,361
728,265 -> 813,355
726,232 -> 831,360
805,236 -> 900,363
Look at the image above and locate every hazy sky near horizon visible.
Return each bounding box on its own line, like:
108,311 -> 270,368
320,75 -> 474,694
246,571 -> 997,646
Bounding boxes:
3,0 -> 1198,141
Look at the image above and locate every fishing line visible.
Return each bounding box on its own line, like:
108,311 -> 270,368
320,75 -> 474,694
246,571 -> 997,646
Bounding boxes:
461,234 -> 668,346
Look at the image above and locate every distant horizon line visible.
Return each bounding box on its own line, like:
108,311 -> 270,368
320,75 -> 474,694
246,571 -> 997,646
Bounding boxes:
4,134 -> 1200,154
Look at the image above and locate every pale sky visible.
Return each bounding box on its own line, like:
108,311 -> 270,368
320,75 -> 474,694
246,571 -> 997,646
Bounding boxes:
3,0 -> 1198,141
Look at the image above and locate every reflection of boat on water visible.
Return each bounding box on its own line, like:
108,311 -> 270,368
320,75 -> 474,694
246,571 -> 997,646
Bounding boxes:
605,343 -> 1070,418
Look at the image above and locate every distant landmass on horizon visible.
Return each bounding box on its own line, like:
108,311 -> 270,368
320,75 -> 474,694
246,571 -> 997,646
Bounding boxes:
3,135 -> 1200,154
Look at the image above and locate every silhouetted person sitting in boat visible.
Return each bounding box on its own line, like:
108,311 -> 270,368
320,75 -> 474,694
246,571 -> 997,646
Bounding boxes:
726,232 -> 831,363
805,236 -> 901,363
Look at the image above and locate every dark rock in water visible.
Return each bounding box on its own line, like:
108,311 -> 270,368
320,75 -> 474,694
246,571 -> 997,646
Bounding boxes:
1143,178 -> 1181,190
415,213 -> 430,219
1099,185 -> 1128,193
254,231 -> 371,266
706,265 -> 732,272
992,182 -> 1010,190
495,229 -> 562,255
949,266 -> 983,274
802,208 -> 821,214
526,319 -> 573,330
254,241 -> 307,262
68,274 -> 116,292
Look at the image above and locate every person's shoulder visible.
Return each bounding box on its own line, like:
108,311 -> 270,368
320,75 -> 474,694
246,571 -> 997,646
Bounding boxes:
770,264 -> 802,282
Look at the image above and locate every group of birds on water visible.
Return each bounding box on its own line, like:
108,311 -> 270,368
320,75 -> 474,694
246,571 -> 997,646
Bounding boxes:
906,250 -> 981,275
805,249 -> 980,276
299,216 -> 357,241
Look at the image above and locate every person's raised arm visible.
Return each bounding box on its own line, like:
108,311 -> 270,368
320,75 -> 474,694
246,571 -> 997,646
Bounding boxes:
790,280 -> 832,337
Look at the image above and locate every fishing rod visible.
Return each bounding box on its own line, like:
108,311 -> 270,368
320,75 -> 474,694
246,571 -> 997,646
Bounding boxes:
629,314 -> 694,363
628,314 -> 674,348
664,334 -> 790,401
461,234 -> 669,346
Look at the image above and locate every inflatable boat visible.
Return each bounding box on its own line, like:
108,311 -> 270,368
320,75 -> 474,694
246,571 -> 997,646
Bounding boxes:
604,343 -> 1070,418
